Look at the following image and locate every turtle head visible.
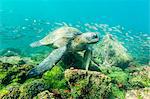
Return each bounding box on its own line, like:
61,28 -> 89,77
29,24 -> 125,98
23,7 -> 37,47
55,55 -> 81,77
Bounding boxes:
80,32 -> 100,44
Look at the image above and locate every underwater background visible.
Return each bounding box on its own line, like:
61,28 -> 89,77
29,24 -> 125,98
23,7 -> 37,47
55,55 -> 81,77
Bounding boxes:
0,0 -> 149,64
0,0 -> 150,99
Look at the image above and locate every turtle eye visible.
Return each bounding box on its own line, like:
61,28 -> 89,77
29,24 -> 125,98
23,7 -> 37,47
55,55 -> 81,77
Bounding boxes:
93,34 -> 98,39
95,35 -> 98,38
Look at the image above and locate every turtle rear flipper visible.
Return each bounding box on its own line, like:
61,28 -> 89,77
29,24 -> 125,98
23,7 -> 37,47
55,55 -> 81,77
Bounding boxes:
26,46 -> 67,78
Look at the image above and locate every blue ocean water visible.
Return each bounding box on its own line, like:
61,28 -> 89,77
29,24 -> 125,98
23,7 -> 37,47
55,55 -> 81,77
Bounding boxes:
0,0 -> 149,64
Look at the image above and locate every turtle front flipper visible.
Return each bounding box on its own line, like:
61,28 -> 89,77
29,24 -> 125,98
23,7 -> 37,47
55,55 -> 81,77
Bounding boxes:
30,41 -> 43,47
84,47 -> 92,71
26,46 -> 67,78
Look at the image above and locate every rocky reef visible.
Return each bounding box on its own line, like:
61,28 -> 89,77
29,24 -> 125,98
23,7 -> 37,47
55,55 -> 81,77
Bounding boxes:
93,33 -> 132,69
0,55 -> 149,99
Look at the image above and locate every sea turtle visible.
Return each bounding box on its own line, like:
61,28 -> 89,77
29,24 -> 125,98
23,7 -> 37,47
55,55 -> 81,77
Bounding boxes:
27,26 -> 99,77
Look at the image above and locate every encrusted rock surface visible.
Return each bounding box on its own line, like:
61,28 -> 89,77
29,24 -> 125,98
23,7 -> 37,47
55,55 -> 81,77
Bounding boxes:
65,69 -> 111,99
33,90 -> 55,99
125,88 -> 150,99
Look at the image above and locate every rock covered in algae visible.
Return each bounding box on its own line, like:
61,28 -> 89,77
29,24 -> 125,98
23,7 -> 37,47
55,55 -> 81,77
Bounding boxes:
128,66 -> 150,88
64,68 -> 111,99
0,56 -> 34,85
0,56 -> 22,65
93,33 -> 132,68
0,57 -> 67,99
0,83 -> 20,99
0,79 -> 50,99
0,56 -> 35,65
100,66 -> 129,86
19,79 -> 49,99
95,66 -> 128,99
33,90 -> 55,99
125,88 -> 150,99
0,61 -> 66,99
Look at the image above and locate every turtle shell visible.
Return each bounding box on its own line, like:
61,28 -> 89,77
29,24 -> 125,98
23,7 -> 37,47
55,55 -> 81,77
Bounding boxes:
31,26 -> 81,48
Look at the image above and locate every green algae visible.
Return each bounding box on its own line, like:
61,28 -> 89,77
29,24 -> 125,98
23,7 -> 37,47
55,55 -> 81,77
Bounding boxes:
42,65 -> 67,89
110,84 -> 125,99
0,83 -> 20,99
108,71 -> 128,85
